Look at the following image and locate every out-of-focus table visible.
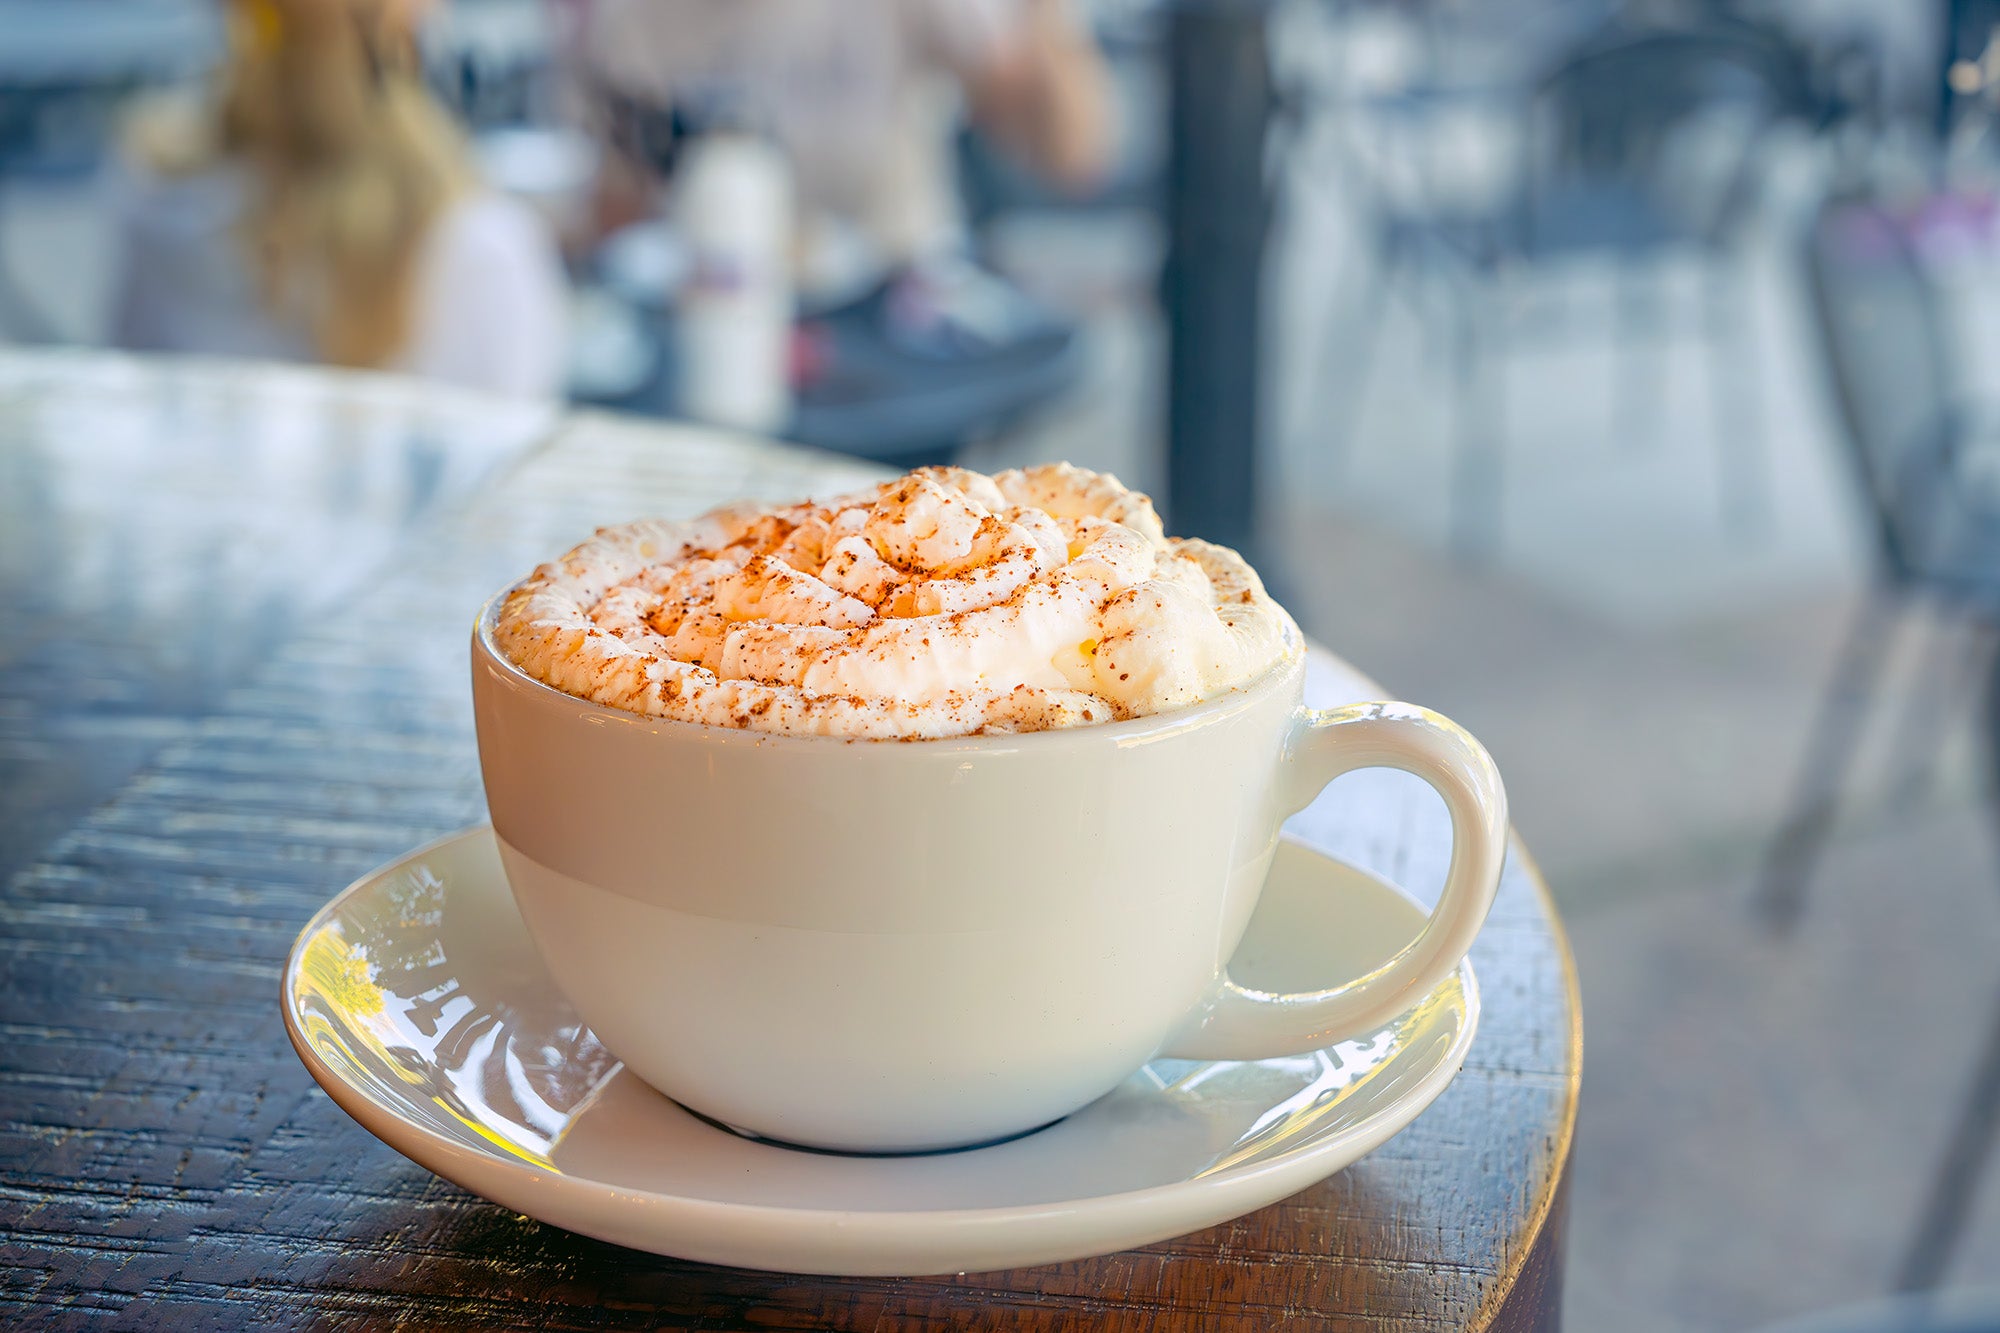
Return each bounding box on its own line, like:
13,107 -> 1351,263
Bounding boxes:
0,351 -> 1580,1331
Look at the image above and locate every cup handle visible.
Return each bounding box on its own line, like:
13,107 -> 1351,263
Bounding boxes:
1159,701 -> 1508,1060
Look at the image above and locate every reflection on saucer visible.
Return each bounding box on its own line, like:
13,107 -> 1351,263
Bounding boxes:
293,851 -> 618,1167
284,829 -> 1477,1275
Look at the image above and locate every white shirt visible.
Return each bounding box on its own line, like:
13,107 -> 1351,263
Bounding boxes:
109,164 -> 569,399
583,0 -> 1021,274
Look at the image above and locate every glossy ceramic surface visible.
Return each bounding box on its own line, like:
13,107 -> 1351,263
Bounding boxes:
282,826 -> 1478,1276
472,605 -> 1504,1151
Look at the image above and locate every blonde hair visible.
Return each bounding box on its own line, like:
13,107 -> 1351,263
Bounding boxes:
135,0 -> 470,367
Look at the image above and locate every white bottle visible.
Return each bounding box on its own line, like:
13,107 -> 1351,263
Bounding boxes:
674,126 -> 793,434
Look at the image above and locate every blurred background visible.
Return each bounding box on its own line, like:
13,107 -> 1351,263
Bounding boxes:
4,0 -> 2000,1326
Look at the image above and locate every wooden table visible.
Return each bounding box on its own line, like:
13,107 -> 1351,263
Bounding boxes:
0,351 -> 1581,1330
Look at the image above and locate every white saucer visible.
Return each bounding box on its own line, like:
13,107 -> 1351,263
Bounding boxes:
282,826 -> 1478,1276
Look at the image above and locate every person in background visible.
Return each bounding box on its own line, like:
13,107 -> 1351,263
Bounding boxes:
110,0 -> 568,398
578,0 -> 1115,296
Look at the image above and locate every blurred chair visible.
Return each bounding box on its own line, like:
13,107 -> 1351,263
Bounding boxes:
1761,198 -> 2000,924
1761,193 -> 2000,1294
1320,10 -> 1815,554
578,225 -> 1084,467
789,260 -> 1084,468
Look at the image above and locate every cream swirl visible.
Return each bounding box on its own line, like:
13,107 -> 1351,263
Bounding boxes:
492,463 -> 1297,739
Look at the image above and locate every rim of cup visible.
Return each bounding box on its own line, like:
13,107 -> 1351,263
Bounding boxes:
474,586 -> 1309,750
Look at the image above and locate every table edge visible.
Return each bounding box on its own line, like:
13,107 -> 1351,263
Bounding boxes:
1472,837 -> 1583,1332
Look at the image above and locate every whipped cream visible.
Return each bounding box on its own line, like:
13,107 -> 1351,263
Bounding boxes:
492,463 -> 1297,738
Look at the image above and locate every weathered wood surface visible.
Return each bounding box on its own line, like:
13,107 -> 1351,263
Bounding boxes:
0,354 -> 556,890
0,351 -> 1580,1330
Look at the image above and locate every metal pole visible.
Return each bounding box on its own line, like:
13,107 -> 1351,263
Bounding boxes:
1161,0 -> 1274,562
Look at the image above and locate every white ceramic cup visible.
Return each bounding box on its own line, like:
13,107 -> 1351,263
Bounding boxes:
471,598 -> 1508,1153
